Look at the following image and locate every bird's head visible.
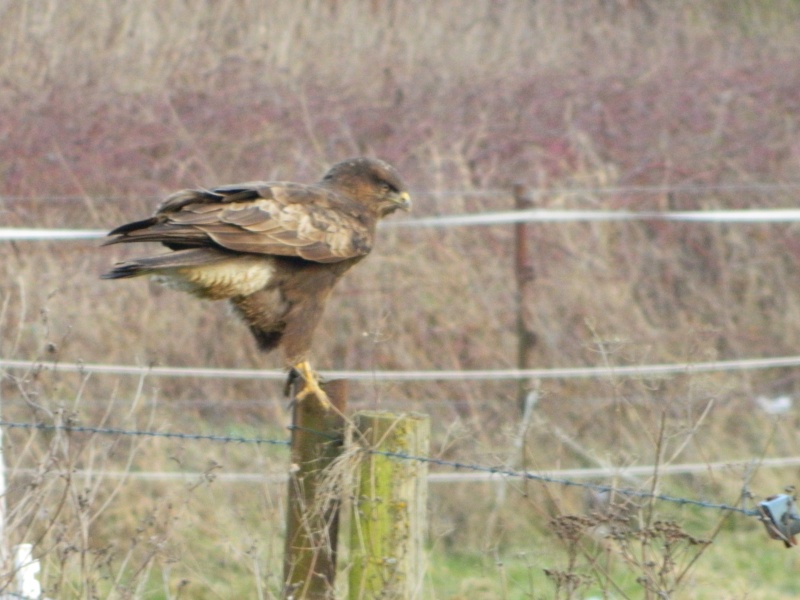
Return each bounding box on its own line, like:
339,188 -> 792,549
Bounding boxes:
322,157 -> 411,218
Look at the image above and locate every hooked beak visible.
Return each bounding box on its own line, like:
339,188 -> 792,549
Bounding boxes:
394,191 -> 412,211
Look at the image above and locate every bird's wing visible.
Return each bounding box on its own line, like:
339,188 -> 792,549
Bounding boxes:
104,182 -> 375,263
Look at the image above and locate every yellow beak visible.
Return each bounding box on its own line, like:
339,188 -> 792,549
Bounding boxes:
394,191 -> 412,211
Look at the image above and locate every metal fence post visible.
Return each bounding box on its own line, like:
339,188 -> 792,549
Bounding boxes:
513,183 -> 538,415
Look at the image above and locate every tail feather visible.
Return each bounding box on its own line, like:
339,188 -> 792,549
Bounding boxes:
101,263 -> 147,280
101,248 -> 232,279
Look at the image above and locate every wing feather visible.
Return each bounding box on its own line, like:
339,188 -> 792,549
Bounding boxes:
105,182 -> 375,263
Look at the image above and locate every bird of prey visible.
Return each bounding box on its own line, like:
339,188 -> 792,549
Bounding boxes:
102,157 -> 411,407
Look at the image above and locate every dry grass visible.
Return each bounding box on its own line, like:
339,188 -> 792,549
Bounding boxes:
3,0 -> 800,597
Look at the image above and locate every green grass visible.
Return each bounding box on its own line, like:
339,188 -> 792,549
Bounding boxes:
426,527 -> 800,600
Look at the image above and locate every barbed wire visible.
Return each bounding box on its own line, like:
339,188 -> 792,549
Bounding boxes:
370,448 -> 759,516
0,420 -> 289,446
0,419 -> 759,517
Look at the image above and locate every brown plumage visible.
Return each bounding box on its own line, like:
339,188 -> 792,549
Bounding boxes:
102,157 -> 411,406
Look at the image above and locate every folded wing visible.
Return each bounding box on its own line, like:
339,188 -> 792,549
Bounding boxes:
104,182 -> 375,263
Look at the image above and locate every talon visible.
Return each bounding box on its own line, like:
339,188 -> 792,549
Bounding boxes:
284,367 -> 302,398
291,360 -> 332,410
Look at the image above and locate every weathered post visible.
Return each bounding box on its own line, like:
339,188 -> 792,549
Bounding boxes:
349,411 -> 430,600
513,183 -> 538,415
283,380 -> 347,600
0,403 -> 7,570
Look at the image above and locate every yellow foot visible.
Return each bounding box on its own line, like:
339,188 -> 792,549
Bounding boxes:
291,360 -> 331,410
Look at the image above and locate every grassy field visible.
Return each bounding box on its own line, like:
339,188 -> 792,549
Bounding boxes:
4,0 -> 800,597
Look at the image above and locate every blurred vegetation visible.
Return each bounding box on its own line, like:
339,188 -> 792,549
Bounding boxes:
3,0 -> 800,597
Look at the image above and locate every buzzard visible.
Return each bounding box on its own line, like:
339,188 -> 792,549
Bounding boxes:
102,157 -> 410,407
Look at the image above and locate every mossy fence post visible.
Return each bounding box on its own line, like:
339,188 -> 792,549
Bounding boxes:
283,379 -> 348,600
349,411 -> 430,600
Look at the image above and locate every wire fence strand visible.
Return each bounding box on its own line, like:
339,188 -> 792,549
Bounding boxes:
369,448 -> 758,517
9,456 -> 799,485
0,420 -> 759,517
7,207 -> 800,241
0,420 -> 289,446
3,354 -> 800,382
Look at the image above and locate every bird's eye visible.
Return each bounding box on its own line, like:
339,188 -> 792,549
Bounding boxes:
380,182 -> 393,192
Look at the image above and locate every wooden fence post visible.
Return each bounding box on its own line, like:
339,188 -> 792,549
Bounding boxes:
283,380 -> 348,600
349,411 -> 430,600
513,183 -> 538,415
